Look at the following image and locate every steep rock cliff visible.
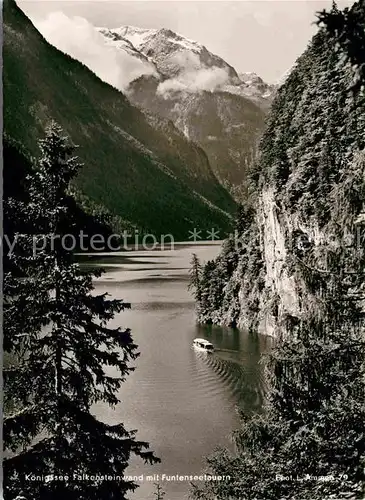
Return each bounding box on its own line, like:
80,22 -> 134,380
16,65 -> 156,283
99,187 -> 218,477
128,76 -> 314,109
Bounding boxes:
195,8 -> 365,335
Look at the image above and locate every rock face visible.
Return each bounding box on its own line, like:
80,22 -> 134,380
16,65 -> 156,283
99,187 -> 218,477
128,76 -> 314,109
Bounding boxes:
97,26 -> 275,198
194,17 -> 365,336
254,187 -> 300,336
128,81 -> 266,190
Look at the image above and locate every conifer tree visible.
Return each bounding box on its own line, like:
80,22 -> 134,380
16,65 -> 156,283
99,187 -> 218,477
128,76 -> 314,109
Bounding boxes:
317,0 -> 365,92
188,253 -> 202,302
4,122 -> 159,500
236,203 -> 255,237
198,260 -> 219,323
153,482 -> 166,500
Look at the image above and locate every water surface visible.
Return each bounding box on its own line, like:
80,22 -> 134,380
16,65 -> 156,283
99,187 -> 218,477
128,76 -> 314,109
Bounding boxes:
90,242 -> 270,499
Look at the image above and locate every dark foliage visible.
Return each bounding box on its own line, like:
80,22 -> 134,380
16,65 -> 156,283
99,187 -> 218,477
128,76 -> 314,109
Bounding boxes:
4,123 -> 160,500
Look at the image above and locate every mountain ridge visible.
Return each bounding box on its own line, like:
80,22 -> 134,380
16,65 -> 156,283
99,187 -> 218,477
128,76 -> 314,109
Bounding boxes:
4,0 -> 237,240
96,24 -> 273,199
98,25 -> 275,102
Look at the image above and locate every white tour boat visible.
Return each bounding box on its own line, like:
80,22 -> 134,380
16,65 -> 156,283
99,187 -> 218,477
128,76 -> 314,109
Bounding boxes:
193,338 -> 214,352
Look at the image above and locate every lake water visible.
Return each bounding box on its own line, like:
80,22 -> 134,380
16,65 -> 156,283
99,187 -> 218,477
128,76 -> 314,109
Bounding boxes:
88,242 -> 271,500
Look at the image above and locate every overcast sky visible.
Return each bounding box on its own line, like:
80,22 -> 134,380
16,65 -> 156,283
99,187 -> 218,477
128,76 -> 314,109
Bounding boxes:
18,0 -> 355,83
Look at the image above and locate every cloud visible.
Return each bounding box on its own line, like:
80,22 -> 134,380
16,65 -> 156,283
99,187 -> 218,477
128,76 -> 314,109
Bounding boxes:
156,51 -> 230,97
34,12 -> 156,91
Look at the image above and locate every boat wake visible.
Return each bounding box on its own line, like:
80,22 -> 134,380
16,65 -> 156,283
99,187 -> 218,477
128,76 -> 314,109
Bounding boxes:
191,349 -> 267,413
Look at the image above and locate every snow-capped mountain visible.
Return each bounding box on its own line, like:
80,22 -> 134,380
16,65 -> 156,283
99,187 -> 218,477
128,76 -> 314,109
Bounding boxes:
98,25 -> 275,104
97,25 -> 275,197
99,26 -> 238,81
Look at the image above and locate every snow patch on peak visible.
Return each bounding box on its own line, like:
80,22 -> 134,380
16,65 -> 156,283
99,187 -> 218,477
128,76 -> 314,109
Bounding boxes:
97,27 -> 150,62
110,26 -> 158,50
120,25 -> 204,53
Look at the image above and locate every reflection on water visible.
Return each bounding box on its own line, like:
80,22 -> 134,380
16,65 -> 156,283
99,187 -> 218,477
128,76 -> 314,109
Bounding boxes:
89,242 -> 271,500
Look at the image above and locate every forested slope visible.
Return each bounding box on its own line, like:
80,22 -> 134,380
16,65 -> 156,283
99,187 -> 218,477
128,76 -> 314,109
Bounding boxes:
193,2 -> 365,334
